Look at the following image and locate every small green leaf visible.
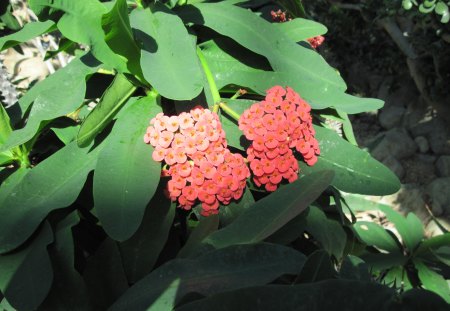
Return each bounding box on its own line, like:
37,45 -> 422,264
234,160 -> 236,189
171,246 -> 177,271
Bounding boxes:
0,20 -> 55,51
0,142 -> 101,253
110,243 -> 307,311
304,205 -> 347,259
130,4 -> 203,100
419,3 -> 436,13
203,170 -> 334,250
402,0 -> 413,10
0,222 -> 53,311
354,221 -> 401,253
415,260 -> 450,303
77,74 -> 136,147
0,104 -> 12,145
300,126 -> 401,195
435,1 -> 448,14
93,95 -> 161,241
377,205 -> 424,252
119,192 -> 175,284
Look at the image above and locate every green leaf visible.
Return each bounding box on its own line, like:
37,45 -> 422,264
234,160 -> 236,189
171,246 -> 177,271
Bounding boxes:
0,104 -> 12,145
110,243 -> 307,311
178,3 -> 383,113
354,221 -> 401,253
219,187 -> 255,227
273,18 -> 327,42
119,191 -> 175,284
382,266 -> 412,290
29,0 -> 128,72
178,215 -> 219,258
0,168 -> 28,207
176,280 -> 397,311
0,142 -> 101,254
0,222 -> 53,311
77,74 -> 136,147
203,170 -> 334,250
435,2 -> 448,15
0,54 -> 100,153
84,238 -> 129,310
432,246 -> 450,266
339,255 -> 371,281
417,233 -> 450,255
93,95 -> 161,241
130,4 -> 203,100
415,260 -> 450,303
376,205 -> 424,252
419,2 -> 436,13
52,124 -> 80,145
304,205 -> 347,259
297,250 -> 336,282
0,20 -> 55,51
102,0 -> 142,77
39,213 -> 92,310
300,126 -> 401,195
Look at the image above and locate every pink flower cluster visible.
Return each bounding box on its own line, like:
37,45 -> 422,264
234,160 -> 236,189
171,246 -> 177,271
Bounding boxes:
270,9 -> 291,23
238,86 -> 320,192
307,36 -> 325,49
144,107 -> 250,216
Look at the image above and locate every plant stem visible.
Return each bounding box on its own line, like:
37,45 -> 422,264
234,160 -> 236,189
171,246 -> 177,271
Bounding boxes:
219,102 -> 241,122
230,88 -> 247,100
196,46 -> 221,113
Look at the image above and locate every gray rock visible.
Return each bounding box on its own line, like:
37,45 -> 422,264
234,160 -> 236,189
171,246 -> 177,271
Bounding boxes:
425,177 -> 450,216
382,155 -> 405,179
436,155 -> 450,177
414,136 -> 429,153
425,217 -> 450,237
410,117 -> 450,155
378,105 -> 406,129
371,128 -> 417,161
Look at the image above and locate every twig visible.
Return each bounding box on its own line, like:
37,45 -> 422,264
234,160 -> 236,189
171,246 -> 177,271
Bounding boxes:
377,17 -> 418,59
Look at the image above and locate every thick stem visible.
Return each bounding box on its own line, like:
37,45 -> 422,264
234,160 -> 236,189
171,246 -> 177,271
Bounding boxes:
219,102 -> 241,122
196,46 -> 221,112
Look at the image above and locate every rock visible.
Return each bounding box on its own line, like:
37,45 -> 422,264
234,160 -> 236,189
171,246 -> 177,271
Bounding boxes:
371,128 -> 417,161
382,156 -> 405,179
402,155 -> 436,185
410,117 -> 450,155
378,105 -> 406,129
425,178 -> 450,216
414,136 -> 429,153
394,184 -> 430,222
436,155 -> 450,177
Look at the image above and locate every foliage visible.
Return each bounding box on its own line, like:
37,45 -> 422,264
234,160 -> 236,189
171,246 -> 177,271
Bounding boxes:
0,0 -> 448,310
403,0 -> 450,23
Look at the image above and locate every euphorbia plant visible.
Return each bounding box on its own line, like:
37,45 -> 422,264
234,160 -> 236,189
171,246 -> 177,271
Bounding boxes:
0,0 -> 448,310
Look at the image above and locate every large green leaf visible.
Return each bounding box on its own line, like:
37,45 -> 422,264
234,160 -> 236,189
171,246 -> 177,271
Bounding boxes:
219,187 -> 255,227
304,205 -> 347,259
77,74 -> 136,147
178,3 -> 383,113
297,250 -> 336,282
130,4 -> 203,100
0,54 -> 100,153
202,170 -> 334,250
119,192 -> 175,284
110,243 -> 307,311
0,142 -> 101,254
176,280 -> 449,311
93,95 -> 161,241
377,205 -> 424,252
0,20 -> 55,51
29,0 -> 127,71
273,18 -> 327,42
84,238 -> 129,310
300,126 -> 401,195
178,215 -> 219,258
39,213 -> 92,310
0,222 -> 53,311
102,0 -> 142,77
220,98 -> 255,151
415,260 -> 450,303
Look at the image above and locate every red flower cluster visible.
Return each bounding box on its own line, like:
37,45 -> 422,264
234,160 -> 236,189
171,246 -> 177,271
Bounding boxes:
144,107 -> 250,216
239,86 -> 320,191
307,36 -> 325,49
270,9 -> 291,23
